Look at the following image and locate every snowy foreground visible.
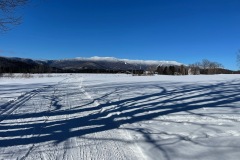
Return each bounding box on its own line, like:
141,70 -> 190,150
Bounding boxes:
1,74 -> 240,160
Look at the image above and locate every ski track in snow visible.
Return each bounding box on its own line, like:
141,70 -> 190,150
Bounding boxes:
1,74 -> 240,160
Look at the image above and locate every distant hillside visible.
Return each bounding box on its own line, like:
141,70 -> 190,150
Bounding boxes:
0,56 -> 59,73
0,56 -> 239,74
47,56 -> 183,71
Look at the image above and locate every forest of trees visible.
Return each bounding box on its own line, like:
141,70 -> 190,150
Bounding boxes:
156,65 -> 188,75
189,59 -> 224,75
0,57 -> 59,74
155,59 -> 240,75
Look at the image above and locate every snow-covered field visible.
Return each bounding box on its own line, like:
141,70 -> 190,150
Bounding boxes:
1,74 -> 240,160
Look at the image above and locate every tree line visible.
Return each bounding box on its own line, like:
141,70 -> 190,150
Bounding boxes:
153,59 -> 239,75
188,59 -> 224,75
155,65 -> 188,75
1,57 -> 239,75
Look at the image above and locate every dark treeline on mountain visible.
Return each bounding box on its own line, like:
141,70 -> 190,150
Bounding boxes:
0,57 -> 58,73
0,57 -> 144,74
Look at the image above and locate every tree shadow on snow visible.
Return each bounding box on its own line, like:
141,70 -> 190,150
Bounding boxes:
1,79 -> 240,159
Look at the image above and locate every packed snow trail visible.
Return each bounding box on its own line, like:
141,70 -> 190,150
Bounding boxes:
1,74 -> 240,160
0,76 -> 144,160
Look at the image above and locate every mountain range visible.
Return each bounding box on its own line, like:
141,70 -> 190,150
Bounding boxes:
0,56 -> 184,73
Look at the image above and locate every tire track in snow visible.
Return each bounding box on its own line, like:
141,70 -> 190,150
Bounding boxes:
78,76 -> 146,160
0,77 -> 70,123
19,78 -> 71,160
0,86 -> 53,159
61,78 -> 78,160
0,87 -> 45,122
20,86 -> 58,160
4,75 -> 144,160
24,76 -> 81,160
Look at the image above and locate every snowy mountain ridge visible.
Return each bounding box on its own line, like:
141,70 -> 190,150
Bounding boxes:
75,56 -> 183,66
1,56 -> 185,72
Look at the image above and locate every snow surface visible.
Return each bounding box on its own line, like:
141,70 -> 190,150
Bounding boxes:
1,74 -> 240,160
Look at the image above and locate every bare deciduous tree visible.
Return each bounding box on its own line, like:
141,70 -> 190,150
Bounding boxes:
189,59 -> 224,75
146,65 -> 156,75
201,59 -> 211,74
0,0 -> 28,31
207,61 -> 223,74
188,63 -> 200,75
179,65 -> 186,75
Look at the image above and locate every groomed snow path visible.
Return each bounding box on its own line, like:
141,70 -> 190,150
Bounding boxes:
1,74 -> 240,160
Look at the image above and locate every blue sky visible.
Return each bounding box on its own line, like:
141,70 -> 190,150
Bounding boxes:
0,0 -> 240,70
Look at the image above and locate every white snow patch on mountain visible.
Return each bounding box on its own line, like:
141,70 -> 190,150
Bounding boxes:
75,56 -> 183,66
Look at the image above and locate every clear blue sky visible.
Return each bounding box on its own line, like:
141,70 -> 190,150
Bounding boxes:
0,0 -> 240,70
